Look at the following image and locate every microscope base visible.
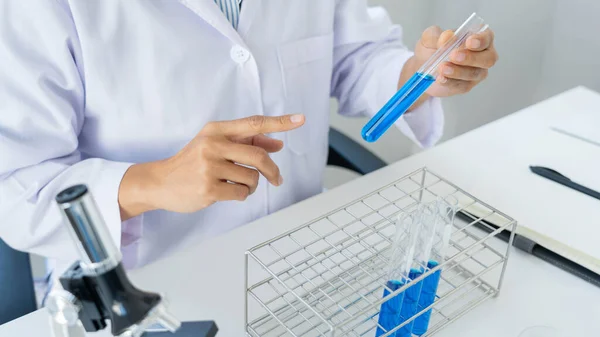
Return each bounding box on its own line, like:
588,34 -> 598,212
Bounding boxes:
141,321 -> 218,337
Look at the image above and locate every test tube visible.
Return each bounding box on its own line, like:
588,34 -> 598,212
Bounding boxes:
376,210 -> 420,337
361,13 -> 488,142
412,196 -> 458,336
393,205 -> 432,337
414,202 -> 439,272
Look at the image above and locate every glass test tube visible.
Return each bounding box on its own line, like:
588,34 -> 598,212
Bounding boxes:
361,13 -> 488,142
376,210 -> 421,337
412,196 -> 458,335
394,205 -> 434,337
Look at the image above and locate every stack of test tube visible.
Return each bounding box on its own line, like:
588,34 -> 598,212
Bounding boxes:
413,197 -> 458,335
376,211 -> 420,337
245,168 -> 518,337
376,196 -> 458,337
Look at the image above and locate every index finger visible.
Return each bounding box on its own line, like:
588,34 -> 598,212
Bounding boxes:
202,114 -> 305,138
466,29 -> 494,51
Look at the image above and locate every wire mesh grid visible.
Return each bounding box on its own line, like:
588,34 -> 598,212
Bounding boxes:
245,168 -> 517,337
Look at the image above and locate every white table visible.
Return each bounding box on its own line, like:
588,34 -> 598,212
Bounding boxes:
2,87 -> 600,337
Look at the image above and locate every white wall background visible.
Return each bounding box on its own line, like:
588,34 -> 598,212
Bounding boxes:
330,0 -> 600,164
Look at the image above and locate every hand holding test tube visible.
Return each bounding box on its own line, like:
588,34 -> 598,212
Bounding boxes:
362,13 -> 489,142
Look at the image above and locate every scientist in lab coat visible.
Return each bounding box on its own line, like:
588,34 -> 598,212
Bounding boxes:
0,1 -> 498,277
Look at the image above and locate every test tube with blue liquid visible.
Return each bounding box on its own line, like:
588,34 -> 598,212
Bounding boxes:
361,13 -> 489,142
375,211 -> 421,337
393,205 -> 433,337
410,202 -> 440,335
412,197 -> 458,336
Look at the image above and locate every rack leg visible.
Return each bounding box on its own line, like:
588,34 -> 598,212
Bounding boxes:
495,221 -> 518,296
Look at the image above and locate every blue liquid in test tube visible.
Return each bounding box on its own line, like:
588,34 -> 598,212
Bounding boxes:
412,260 -> 442,335
361,73 -> 435,143
376,280 -> 405,337
396,269 -> 424,337
361,12 -> 488,143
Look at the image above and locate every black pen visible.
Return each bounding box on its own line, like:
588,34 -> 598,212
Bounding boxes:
529,166 -> 600,201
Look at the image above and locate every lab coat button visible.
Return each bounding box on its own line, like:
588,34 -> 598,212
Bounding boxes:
230,45 -> 250,64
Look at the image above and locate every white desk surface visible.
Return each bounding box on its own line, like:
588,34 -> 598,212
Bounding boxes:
2,86 -> 600,337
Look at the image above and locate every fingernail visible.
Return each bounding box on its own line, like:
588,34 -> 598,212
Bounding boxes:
444,67 -> 454,75
278,175 -> 284,185
290,114 -> 304,123
439,76 -> 448,84
455,52 -> 466,62
469,39 -> 481,49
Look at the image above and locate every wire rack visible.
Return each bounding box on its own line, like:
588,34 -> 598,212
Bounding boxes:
245,168 -> 517,337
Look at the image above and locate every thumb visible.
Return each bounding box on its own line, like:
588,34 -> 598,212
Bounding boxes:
420,26 -> 442,49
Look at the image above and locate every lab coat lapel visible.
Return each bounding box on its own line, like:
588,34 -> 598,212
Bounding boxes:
237,0 -> 262,39
177,0 -> 246,46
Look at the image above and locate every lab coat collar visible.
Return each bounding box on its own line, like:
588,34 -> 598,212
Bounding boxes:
237,0 -> 261,39
177,0 -> 253,47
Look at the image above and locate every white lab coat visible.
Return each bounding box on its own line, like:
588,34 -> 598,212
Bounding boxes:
0,0 -> 443,272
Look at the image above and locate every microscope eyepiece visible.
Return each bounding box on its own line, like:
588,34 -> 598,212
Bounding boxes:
56,184 -> 121,275
56,185 -> 88,204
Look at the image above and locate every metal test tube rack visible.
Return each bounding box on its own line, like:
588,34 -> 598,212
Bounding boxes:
244,168 -> 517,337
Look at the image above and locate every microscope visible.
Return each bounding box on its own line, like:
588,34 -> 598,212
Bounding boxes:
45,184 -> 218,337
